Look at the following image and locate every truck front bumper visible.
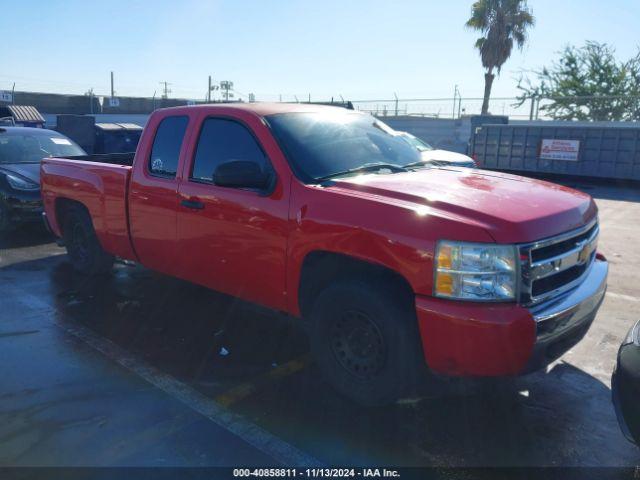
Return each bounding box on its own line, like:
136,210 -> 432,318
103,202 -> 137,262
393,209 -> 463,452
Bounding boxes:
415,258 -> 608,377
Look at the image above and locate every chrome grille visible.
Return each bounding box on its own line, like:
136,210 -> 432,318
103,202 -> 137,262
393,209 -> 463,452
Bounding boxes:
519,219 -> 599,306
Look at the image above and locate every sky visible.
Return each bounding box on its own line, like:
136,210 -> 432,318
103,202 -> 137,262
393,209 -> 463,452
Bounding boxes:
2,0 -> 640,102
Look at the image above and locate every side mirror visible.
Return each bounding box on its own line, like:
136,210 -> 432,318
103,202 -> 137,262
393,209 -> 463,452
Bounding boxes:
213,160 -> 272,190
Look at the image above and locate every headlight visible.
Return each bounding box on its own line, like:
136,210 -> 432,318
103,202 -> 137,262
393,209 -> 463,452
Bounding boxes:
434,241 -> 517,301
6,174 -> 39,191
623,320 -> 640,346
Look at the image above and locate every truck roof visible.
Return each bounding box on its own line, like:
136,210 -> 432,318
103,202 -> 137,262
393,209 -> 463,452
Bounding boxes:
156,102 -> 354,117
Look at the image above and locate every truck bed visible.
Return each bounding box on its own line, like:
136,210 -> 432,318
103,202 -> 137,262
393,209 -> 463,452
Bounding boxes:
40,156 -> 137,260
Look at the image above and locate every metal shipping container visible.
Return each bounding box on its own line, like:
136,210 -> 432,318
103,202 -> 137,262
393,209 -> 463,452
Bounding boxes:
470,124 -> 640,181
56,115 -> 143,154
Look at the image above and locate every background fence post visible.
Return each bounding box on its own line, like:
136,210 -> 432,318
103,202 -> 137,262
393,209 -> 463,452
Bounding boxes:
529,96 -> 536,120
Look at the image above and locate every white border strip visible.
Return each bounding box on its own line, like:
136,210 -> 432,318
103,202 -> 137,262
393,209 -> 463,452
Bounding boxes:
11,289 -> 323,467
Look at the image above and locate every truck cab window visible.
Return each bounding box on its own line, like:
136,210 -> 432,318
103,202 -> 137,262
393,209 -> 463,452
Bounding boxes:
191,118 -> 268,182
149,116 -> 188,177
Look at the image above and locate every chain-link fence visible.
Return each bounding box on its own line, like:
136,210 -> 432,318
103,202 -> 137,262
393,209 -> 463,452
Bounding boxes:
351,95 -> 640,121
3,88 -> 639,121
350,96 -> 536,119
0,91 -> 538,118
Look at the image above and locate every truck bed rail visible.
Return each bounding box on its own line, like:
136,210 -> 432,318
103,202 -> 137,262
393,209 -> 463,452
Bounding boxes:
62,152 -> 135,166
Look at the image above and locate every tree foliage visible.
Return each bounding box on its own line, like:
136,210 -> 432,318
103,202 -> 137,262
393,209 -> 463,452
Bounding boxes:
466,0 -> 535,114
517,42 -> 640,121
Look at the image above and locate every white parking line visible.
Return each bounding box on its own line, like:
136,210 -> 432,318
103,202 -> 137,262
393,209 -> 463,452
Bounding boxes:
607,292 -> 640,303
10,289 -> 323,467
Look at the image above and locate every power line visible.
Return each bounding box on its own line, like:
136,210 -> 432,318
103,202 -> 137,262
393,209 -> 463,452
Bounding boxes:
159,81 -> 172,99
219,81 -> 234,101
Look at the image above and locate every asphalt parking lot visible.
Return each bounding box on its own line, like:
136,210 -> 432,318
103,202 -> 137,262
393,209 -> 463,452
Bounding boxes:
0,177 -> 639,470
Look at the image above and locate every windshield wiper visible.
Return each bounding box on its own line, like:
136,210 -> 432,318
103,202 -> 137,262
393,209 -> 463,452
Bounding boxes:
401,159 -> 434,169
316,162 -> 407,182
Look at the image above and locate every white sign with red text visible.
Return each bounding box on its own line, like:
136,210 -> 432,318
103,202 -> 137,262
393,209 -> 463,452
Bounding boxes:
540,139 -> 580,161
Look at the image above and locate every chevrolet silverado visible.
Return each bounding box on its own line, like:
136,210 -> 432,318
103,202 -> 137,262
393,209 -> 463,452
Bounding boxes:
40,104 -> 608,405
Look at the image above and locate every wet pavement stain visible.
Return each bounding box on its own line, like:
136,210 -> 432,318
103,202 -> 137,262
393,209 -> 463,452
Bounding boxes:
1,182 -> 640,469
0,330 -> 40,338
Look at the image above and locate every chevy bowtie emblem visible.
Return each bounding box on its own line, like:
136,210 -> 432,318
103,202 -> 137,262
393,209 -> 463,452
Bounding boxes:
577,241 -> 591,265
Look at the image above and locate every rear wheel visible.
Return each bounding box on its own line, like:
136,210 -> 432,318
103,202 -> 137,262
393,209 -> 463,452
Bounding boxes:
309,278 -> 424,406
62,206 -> 114,275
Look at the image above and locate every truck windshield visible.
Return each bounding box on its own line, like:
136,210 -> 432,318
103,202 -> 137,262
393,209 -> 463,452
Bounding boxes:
0,132 -> 86,164
267,111 -> 422,182
399,133 -> 434,152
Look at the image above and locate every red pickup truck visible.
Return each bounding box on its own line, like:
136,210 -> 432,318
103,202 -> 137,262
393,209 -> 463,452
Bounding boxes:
41,104 -> 608,405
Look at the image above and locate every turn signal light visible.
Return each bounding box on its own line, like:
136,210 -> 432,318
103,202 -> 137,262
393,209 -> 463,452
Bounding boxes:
437,245 -> 453,270
435,272 -> 454,295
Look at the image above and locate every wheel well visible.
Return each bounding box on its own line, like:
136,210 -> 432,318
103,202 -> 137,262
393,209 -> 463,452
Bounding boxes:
298,251 -> 415,318
54,198 -> 89,234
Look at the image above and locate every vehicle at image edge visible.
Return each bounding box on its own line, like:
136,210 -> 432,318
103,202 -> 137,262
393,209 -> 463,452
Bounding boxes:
395,130 -> 477,168
0,126 -> 85,232
40,104 -> 608,406
612,319 -> 640,446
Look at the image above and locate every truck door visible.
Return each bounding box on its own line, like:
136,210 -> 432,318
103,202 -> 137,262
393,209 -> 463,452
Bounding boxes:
176,116 -> 289,311
129,115 -> 190,277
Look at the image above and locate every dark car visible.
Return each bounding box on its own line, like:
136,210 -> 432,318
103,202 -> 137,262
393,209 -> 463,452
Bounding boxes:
612,319 -> 640,445
0,127 -> 85,232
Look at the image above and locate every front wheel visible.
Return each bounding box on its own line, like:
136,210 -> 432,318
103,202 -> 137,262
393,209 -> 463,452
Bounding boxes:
309,278 -> 424,406
62,206 -> 114,275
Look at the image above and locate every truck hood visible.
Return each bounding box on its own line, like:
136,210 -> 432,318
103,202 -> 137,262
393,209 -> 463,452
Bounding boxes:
327,167 -> 597,243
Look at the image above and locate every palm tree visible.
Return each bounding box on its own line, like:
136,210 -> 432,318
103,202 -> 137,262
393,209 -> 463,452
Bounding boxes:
466,0 -> 535,114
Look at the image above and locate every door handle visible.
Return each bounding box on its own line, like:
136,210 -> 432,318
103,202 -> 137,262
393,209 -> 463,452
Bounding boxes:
180,199 -> 205,210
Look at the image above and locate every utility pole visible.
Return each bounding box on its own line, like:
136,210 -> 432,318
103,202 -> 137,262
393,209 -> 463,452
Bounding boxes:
453,85 -> 459,119
159,81 -> 172,99
207,76 -> 219,102
394,92 -> 399,116
110,71 -> 115,97
86,88 -> 94,114
219,81 -> 233,102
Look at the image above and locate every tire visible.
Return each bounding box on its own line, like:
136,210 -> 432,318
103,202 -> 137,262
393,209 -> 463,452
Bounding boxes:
62,205 -> 114,275
309,278 -> 424,406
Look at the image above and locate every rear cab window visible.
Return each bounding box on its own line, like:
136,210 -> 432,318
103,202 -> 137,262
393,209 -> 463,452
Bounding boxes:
149,116 -> 189,178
